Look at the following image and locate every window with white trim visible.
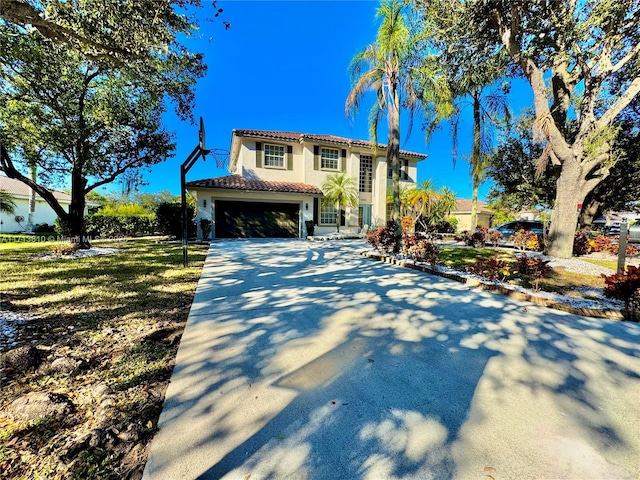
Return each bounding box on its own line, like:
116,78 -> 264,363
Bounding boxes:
320,204 -> 337,225
321,147 -> 339,170
359,155 -> 373,193
264,144 -> 285,168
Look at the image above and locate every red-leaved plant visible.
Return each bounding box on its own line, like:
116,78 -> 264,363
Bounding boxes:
408,239 -> 440,265
602,265 -> 640,321
466,256 -> 510,282
515,253 -> 552,291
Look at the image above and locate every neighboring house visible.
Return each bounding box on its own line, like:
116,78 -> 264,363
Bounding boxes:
450,199 -> 494,232
187,129 -> 426,239
0,175 -> 95,233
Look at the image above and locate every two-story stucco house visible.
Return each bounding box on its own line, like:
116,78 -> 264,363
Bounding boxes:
187,129 -> 426,239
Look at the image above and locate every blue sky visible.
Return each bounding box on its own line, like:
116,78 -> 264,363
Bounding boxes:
142,0 -> 533,202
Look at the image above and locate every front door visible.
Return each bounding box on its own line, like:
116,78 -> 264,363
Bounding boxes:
358,205 -> 372,228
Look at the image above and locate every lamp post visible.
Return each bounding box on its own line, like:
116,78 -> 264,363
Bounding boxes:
181,117 -> 210,267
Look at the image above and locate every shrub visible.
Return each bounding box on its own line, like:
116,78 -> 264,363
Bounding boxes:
404,233 -> 418,252
591,235 -> 640,256
304,220 -> 315,236
434,220 -> 455,234
34,223 -> 54,233
461,227 -> 487,247
49,242 -> 79,256
366,221 -> 402,254
84,214 -> 156,238
602,265 -> 640,319
401,216 -> 414,234
515,253 -> 552,291
487,229 -> 503,247
510,229 -> 542,251
200,218 -> 212,239
466,256 -> 510,282
573,231 -> 591,256
408,239 -> 440,265
155,202 -> 196,238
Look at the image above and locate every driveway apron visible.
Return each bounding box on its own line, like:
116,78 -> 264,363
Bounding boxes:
143,239 -> 640,480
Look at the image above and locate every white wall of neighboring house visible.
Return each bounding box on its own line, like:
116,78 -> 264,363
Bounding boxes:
0,176 -> 97,233
0,196 -> 71,232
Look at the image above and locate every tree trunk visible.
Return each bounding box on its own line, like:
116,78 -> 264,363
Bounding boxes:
470,91 -> 481,230
471,183 -> 479,230
27,164 -> 36,230
387,83 -> 401,226
546,164 -> 586,258
335,202 -> 340,233
68,169 -> 90,248
579,198 -> 600,229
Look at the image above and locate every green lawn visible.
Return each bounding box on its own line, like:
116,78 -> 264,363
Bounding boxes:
0,238 -> 208,479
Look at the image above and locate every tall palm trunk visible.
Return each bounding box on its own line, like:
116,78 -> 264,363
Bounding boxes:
27,164 -> 36,230
388,80 -> 401,227
470,92 -> 481,230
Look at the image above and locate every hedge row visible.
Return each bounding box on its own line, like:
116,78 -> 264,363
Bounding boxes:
84,215 -> 156,238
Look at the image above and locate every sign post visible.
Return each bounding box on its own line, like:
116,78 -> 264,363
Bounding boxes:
181,117 -> 210,267
617,222 -> 628,275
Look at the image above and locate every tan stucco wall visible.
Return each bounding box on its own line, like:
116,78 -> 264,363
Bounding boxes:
454,212 -> 494,232
190,187 -> 318,239
222,135 -> 422,234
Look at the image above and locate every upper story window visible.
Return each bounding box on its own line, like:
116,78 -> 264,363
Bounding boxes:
321,147 -> 339,170
264,144 -> 285,168
387,159 -> 409,180
359,155 -> 373,193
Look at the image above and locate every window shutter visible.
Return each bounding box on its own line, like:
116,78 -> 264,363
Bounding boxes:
256,142 -> 263,168
340,209 -> 346,227
313,146 -> 319,170
313,198 -> 319,225
287,145 -> 293,170
403,159 -> 409,180
341,149 -> 347,172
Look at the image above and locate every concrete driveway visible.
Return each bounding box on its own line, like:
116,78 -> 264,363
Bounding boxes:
143,239 -> 640,480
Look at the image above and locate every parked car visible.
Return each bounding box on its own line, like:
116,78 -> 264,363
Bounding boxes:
603,223 -> 621,236
491,220 -> 545,247
628,222 -> 640,244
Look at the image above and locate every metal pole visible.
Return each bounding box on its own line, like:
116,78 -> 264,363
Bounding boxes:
181,163 -> 188,267
617,222 -> 628,274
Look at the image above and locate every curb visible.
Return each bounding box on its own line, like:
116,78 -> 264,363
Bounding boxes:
361,251 -> 624,321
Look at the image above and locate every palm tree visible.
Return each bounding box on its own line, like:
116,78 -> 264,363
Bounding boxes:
451,82 -> 510,229
408,180 -> 456,230
346,0 -> 452,231
321,172 -> 359,233
0,190 -> 16,214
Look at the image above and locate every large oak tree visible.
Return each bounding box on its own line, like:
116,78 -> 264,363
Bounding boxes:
0,3 -> 206,246
418,0 -> 640,257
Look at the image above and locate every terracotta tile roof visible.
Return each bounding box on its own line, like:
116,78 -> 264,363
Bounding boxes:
0,175 -> 72,202
186,175 -> 324,195
453,199 -> 494,214
233,129 -> 426,159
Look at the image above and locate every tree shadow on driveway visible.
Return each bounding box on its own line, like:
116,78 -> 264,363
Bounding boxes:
144,240 -> 640,480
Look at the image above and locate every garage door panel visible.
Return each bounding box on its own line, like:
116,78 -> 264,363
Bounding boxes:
215,201 -> 299,238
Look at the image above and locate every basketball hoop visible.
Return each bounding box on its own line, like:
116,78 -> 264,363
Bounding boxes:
209,148 -> 229,169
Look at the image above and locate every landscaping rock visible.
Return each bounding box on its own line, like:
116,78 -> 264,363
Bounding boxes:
91,382 -> 112,400
50,356 -> 84,374
118,442 -> 147,480
2,345 -> 42,373
7,391 -> 74,422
